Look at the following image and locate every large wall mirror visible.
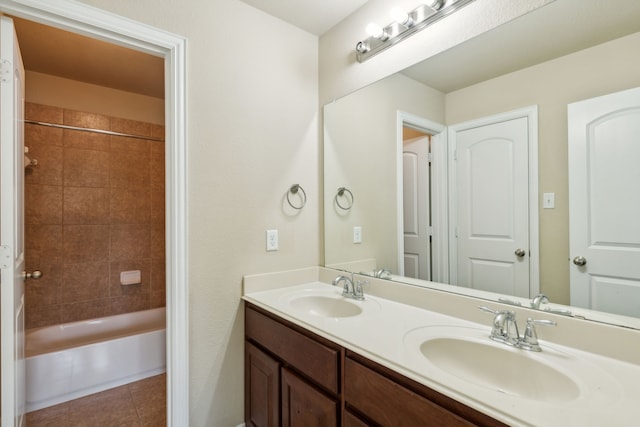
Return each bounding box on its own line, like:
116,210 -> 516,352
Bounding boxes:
324,0 -> 640,329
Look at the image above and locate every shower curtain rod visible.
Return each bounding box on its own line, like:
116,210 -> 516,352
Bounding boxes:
24,119 -> 165,142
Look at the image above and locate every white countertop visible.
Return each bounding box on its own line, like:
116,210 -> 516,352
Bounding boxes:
243,279 -> 640,427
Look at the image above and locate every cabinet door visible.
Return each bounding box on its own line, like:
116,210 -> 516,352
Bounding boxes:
281,368 -> 337,427
245,342 -> 280,427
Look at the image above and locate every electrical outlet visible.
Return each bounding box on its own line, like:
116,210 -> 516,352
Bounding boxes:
353,226 -> 362,244
266,229 -> 278,251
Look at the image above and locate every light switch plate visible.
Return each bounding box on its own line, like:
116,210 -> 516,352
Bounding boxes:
543,192 -> 555,209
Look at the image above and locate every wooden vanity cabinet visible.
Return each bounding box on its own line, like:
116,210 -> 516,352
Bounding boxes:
245,304 -> 340,427
245,303 -> 506,427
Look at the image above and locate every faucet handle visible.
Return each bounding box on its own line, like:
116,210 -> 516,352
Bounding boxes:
353,280 -> 367,300
520,317 -> 556,352
478,306 -> 499,315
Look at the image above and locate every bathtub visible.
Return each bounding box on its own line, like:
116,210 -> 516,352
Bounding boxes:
25,307 -> 166,412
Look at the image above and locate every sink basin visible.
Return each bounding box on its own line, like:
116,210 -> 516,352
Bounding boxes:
404,325 -> 583,403
420,336 -> 580,402
290,295 -> 363,318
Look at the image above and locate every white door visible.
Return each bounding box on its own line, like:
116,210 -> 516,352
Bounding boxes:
0,16 -> 26,427
403,136 -> 431,280
568,87 -> 640,317
453,116 -> 531,297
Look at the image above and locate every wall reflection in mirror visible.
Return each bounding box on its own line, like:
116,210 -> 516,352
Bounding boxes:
323,0 -> 640,328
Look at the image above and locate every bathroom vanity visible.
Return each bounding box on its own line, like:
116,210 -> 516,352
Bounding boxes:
243,268 -> 640,426
245,303 -> 504,426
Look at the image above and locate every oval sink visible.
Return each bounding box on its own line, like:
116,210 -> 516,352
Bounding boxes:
289,295 -> 363,318
419,337 -> 580,402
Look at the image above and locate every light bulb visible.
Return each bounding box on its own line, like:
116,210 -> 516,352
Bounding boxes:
365,22 -> 385,39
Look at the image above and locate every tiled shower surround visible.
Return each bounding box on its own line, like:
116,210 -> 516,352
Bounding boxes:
24,103 -> 166,329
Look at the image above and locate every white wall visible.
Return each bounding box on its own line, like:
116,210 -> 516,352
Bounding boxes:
73,1 -> 319,426
324,73 -> 444,272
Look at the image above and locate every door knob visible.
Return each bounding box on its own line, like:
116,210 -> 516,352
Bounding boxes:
514,248 -> 526,257
572,256 -> 587,266
23,270 -> 43,280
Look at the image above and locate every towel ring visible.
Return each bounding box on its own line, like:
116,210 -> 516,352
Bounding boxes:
287,184 -> 307,210
335,187 -> 354,210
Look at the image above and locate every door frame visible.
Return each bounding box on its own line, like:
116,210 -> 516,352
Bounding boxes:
0,1 -> 189,425
448,105 -> 540,297
396,111 -> 448,282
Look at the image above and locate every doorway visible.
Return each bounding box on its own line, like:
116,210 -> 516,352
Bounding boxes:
397,111 -> 448,283
0,1 -> 188,426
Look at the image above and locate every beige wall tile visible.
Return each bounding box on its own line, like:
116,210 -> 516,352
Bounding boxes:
110,134 -> 150,153
61,299 -> 111,323
150,190 -> 165,225
26,103 -> 63,124
109,146 -> 150,189
25,142 -> 63,186
111,117 -> 152,138
110,293 -> 149,315
63,225 -> 110,264
62,262 -> 110,303
63,128 -> 110,152
63,109 -> 110,131
150,290 -> 166,309
150,140 -> 165,193
25,184 -> 62,225
25,224 -> 63,266
110,187 -> 150,224
150,259 -> 166,294
110,224 -> 151,261
25,107 -> 165,327
63,148 -> 110,188
25,304 -> 62,330
150,223 -> 165,260
150,124 -> 165,140
64,187 -> 110,224
25,123 -> 63,147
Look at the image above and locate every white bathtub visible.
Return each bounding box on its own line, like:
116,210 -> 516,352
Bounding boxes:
25,307 -> 166,412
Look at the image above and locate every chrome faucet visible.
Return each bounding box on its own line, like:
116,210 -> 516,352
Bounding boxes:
332,275 -> 365,300
373,268 -> 392,279
479,306 -> 556,352
530,294 -> 549,309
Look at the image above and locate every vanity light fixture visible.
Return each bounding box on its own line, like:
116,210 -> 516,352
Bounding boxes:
356,0 -> 476,62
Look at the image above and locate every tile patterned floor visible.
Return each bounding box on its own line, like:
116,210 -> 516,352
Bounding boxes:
26,373 -> 166,427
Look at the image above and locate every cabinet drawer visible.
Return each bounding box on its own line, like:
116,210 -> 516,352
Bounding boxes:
246,305 -> 339,394
345,357 -> 474,427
